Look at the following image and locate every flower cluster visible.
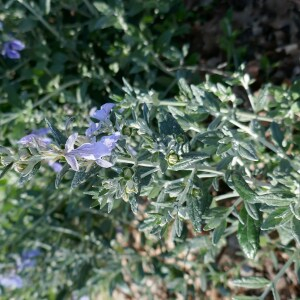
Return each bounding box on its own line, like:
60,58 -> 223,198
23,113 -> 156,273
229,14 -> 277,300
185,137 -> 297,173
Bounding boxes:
64,103 -> 120,171
0,249 -> 40,290
17,103 -> 120,173
18,128 -> 62,173
0,21 -> 25,59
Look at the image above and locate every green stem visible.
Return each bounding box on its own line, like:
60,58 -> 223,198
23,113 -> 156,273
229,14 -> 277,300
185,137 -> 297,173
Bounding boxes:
158,101 -> 276,122
0,79 -> 81,126
229,119 -> 300,173
259,251 -> 297,299
17,0 -> 64,43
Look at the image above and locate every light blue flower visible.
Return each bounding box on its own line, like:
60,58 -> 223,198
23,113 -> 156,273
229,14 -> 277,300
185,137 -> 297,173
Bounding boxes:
0,274 -> 23,289
18,249 -> 41,271
92,103 -> 115,121
65,132 -> 120,171
18,128 -> 51,147
85,103 -> 115,137
2,39 -> 25,59
48,161 -> 63,173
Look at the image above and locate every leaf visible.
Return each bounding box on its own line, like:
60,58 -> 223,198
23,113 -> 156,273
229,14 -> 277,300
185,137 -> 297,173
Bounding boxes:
244,202 -> 260,220
216,155 -> 233,171
170,152 -> 210,171
187,193 -> 211,232
19,162 -> 41,185
254,193 -> 296,207
232,277 -> 270,289
174,215 -> 183,237
231,172 -> 256,203
191,85 -> 220,112
270,122 -> 284,147
260,208 -> 287,230
129,196 -> 138,214
159,112 -> 184,136
290,203 -> 300,221
212,219 -> 226,245
178,78 -> 193,99
237,206 -> 260,259
55,164 -> 70,188
71,166 -> 99,189
292,217 -> 300,244
0,146 -> 12,155
208,115 -> 223,131
0,162 -> 14,180
143,103 -> 150,126
238,142 -> 259,161
45,118 -> 67,146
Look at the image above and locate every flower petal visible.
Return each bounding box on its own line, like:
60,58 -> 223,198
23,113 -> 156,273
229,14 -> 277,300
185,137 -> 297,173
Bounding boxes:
65,155 -> 79,171
65,133 -> 78,152
100,132 -> 121,151
69,142 -> 110,160
11,40 -> 25,51
96,158 -> 113,168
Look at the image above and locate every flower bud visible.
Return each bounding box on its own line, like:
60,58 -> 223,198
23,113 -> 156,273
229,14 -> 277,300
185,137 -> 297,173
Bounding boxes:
14,163 -> 27,173
125,180 -> 137,194
123,168 -> 133,180
122,126 -> 132,136
166,152 -> 179,166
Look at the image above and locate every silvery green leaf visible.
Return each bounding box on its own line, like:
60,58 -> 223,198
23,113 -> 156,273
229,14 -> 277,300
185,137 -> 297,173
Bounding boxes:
143,103 -> 150,126
174,216 -> 183,237
19,162 -> 41,185
216,143 -> 231,155
290,203 -> 300,221
191,85 -> 220,112
244,202 -> 260,220
170,152 -> 210,171
232,277 -> 270,289
261,212 -> 284,230
270,122 -> 284,147
55,164 -> 69,188
216,155 -> 233,171
45,118 -> 67,146
0,146 -> 12,155
129,196 -> 138,214
208,115 -> 223,131
71,166 -> 99,189
187,193 -> 211,232
212,219 -> 226,245
254,193 -> 296,206
231,172 -> 257,203
178,78 -> 193,99
292,217 -> 300,244
159,112 -> 184,136
238,142 -> 259,161
0,162 -> 14,180
237,206 -> 260,259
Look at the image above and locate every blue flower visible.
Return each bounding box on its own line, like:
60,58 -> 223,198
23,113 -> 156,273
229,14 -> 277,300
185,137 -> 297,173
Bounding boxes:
0,274 -> 23,289
18,128 -> 51,148
48,161 -> 63,173
86,103 -> 115,137
2,39 -> 25,59
18,249 -> 41,271
65,132 -> 121,171
0,22 -> 3,31
92,103 -> 115,121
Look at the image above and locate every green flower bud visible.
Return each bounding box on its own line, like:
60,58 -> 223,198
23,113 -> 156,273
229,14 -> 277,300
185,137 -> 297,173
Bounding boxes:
125,180 -> 137,194
123,168 -> 133,180
122,126 -> 132,136
167,152 -> 179,166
